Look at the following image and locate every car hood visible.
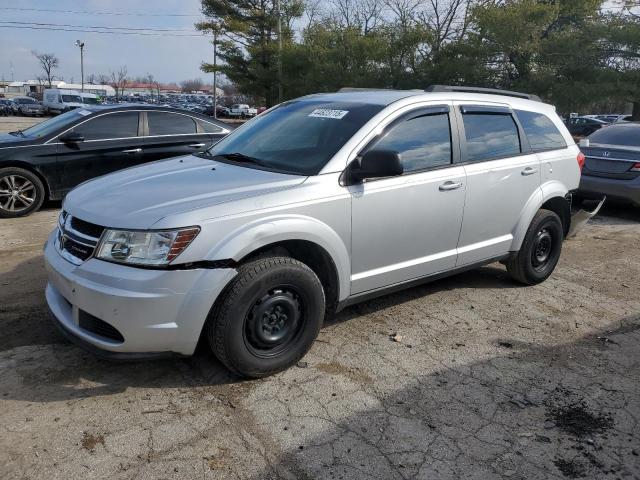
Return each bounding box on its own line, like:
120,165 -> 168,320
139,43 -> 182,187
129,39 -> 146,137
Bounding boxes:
64,155 -> 307,229
0,133 -> 33,147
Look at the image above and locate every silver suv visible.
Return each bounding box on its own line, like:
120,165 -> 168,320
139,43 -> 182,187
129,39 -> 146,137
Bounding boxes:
44,86 -> 583,377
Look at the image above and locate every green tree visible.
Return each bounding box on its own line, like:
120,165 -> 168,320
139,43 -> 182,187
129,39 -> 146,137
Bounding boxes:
197,0 -> 304,107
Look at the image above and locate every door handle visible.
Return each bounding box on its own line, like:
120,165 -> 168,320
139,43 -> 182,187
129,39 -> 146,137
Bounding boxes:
439,181 -> 463,191
188,143 -> 206,148
521,166 -> 538,176
122,148 -> 142,154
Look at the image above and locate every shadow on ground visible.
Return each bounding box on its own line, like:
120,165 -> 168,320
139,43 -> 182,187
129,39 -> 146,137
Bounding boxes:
246,316 -> 640,480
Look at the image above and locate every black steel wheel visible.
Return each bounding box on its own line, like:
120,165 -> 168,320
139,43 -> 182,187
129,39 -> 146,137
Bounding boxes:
507,209 -> 564,285
207,256 -> 325,378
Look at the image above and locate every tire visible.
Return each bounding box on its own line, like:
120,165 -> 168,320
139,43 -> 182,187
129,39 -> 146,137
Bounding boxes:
506,209 -> 564,285
207,256 -> 325,378
0,167 -> 46,218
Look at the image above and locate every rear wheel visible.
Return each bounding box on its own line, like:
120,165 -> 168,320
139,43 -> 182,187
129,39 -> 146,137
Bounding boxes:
506,209 -> 563,285
0,167 -> 45,218
207,256 -> 325,378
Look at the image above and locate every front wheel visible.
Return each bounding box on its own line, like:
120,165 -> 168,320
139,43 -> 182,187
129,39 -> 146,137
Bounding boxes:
507,209 -> 564,285
207,256 -> 325,378
0,167 -> 45,218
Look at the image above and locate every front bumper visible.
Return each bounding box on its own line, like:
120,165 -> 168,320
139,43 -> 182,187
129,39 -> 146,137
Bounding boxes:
44,231 -> 237,357
579,174 -> 640,206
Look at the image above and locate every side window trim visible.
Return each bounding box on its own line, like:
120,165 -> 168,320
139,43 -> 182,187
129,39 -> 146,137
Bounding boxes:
358,104 -> 459,176
454,104 -> 532,164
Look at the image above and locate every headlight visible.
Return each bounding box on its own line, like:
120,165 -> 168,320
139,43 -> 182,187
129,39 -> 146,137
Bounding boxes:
96,227 -> 200,266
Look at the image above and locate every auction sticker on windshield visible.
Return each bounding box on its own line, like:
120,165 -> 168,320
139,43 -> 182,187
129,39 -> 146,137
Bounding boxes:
308,109 -> 349,119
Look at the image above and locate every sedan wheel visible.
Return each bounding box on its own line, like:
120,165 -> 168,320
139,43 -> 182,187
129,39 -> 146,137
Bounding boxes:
0,168 -> 45,218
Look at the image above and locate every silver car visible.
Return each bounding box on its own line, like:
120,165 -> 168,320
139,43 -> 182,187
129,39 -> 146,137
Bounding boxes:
44,86 -> 583,377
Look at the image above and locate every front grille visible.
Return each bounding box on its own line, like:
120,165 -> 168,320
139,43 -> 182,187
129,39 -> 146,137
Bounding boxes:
70,217 -> 105,238
79,310 -> 124,343
58,212 -> 104,264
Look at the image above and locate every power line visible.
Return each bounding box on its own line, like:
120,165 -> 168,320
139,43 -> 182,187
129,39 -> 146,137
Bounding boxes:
0,24 -> 204,37
0,7 -> 202,17
1,21 -> 197,33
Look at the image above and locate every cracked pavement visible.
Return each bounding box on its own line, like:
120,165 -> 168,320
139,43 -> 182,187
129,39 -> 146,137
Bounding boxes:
0,203 -> 639,480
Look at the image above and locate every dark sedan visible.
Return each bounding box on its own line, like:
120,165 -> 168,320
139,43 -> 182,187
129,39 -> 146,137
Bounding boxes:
578,122 -> 640,207
565,116 -> 608,138
13,96 -> 46,117
0,105 -> 231,217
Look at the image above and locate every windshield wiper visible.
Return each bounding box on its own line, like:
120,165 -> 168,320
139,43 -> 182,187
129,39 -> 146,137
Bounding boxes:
213,152 -> 266,166
9,130 -> 25,137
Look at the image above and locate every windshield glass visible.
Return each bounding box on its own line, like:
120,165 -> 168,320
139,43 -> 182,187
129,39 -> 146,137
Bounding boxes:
17,98 -> 36,104
62,95 -> 82,103
21,109 -> 88,138
207,100 -> 383,175
82,97 -> 99,105
588,125 -> 640,147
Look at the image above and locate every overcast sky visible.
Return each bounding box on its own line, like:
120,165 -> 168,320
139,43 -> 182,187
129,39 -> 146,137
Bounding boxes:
0,0 -> 215,84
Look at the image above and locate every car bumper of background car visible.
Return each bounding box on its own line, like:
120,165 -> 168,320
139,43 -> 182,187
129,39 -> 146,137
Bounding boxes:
579,174 -> 640,206
43,231 -> 237,358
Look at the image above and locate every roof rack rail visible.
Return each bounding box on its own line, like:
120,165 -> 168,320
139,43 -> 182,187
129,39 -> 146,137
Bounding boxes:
337,87 -> 423,93
425,85 -> 541,102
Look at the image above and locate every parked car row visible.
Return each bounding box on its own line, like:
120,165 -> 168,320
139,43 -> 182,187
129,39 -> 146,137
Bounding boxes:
0,96 -> 47,117
564,113 -> 634,138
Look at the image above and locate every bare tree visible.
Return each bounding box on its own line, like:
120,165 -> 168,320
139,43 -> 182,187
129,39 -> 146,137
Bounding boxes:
96,73 -> 110,85
303,0 -> 325,29
32,51 -> 59,87
110,66 -> 128,100
180,78 -> 204,93
331,0 -> 384,33
145,73 -> 162,101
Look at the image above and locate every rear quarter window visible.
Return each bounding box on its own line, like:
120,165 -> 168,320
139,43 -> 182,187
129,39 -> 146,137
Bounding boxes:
515,110 -> 567,151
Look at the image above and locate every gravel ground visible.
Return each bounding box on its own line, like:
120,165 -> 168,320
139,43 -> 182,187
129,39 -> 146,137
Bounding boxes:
0,117 -> 639,480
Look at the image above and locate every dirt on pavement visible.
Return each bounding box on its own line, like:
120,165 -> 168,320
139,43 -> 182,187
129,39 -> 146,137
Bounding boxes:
0,116 -> 639,479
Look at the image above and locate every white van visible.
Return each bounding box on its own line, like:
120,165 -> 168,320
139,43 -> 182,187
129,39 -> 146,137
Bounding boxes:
79,92 -> 100,105
42,89 -> 84,114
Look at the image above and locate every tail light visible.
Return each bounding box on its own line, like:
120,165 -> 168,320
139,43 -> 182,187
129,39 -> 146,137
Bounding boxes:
631,162 -> 640,172
577,152 -> 585,171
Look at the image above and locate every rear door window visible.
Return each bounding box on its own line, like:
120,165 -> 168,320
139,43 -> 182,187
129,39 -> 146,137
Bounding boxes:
461,111 -> 521,161
515,110 -> 566,151
73,112 -> 139,140
147,112 -> 197,136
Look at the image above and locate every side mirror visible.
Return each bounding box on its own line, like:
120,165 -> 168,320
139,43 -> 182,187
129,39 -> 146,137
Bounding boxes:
346,150 -> 403,184
579,138 -> 590,147
59,132 -> 85,144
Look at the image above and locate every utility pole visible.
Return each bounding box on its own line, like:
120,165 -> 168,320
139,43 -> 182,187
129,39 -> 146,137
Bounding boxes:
213,29 -> 218,119
75,40 -> 85,92
276,0 -> 282,104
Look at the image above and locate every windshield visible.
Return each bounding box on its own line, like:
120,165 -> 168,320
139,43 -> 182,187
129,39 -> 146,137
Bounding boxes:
82,97 -> 99,105
17,98 -> 36,104
20,109 -> 89,138
207,100 -> 383,175
588,125 -> 640,147
62,95 -> 82,103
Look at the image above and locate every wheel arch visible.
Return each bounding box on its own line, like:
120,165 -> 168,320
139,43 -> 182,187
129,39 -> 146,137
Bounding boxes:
510,182 -> 570,251
0,160 -> 52,200
206,215 -> 351,304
